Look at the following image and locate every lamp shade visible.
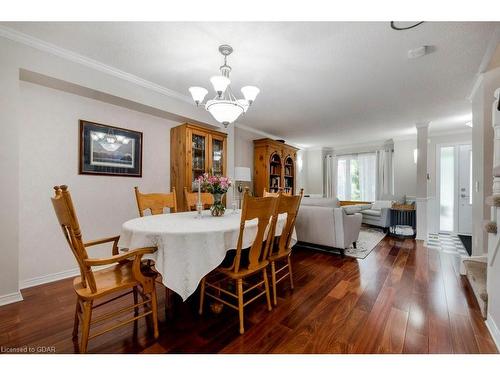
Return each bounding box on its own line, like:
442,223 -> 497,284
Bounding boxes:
205,100 -> 244,126
234,167 -> 251,182
241,86 -> 260,103
210,76 -> 230,95
189,86 -> 208,104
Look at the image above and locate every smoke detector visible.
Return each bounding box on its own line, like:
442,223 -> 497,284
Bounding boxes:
408,46 -> 429,59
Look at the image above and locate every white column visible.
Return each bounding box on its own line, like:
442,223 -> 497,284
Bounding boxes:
415,122 -> 429,241
493,88 -> 500,195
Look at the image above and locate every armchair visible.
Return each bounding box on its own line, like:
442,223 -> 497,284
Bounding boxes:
51,185 -> 159,353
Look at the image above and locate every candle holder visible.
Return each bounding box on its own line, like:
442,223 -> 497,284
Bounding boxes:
196,203 -> 203,219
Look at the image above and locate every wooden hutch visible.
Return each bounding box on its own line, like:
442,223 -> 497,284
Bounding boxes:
170,123 -> 227,211
253,138 -> 299,197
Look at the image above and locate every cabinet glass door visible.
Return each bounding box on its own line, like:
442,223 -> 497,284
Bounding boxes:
191,133 -> 207,187
211,137 -> 224,176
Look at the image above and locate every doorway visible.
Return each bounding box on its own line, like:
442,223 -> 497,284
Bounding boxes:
437,143 -> 472,235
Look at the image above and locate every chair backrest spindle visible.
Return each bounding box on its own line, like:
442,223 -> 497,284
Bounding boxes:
134,187 -> 177,216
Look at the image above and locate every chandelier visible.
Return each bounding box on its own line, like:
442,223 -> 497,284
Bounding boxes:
188,45 -> 260,128
90,130 -> 130,152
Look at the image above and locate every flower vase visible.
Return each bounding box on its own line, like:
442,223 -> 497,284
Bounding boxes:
210,193 -> 226,217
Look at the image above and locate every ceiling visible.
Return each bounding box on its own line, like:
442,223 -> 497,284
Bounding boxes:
3,22 -> 498,147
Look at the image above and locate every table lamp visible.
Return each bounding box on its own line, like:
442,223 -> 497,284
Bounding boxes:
234,167 -> 252,208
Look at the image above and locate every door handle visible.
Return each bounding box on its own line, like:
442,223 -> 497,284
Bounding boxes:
461,194 -> 470,198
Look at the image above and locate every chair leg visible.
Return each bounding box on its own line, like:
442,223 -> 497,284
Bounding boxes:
353,241 -> 357,249
263,269 -> 272,312
237,279 -> 244,334
72,297 -> 80,339
270,261 -> 278,306
80,300 -> 93,354
198,277 -> 206,315
133,286 -> 139,317
150,286 -> 159,339
288,255 -> 295,290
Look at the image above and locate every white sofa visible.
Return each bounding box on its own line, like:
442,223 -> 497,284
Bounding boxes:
295,197 -> 362,256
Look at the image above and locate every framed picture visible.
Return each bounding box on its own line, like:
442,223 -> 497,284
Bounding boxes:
79,120 -> 142,177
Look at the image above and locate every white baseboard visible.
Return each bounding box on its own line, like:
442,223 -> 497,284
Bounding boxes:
20,264 -> 112,290
20,267 -> 81,289
0,291 -> 23,307
486,313 -> 500,350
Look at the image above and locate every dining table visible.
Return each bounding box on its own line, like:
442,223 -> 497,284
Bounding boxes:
118,209 -> 296,301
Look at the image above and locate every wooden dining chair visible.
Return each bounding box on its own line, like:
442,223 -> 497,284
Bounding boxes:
268,189 -> 303,306
184,187 -> 214,211
263,188 -> 291,197
198,191 -> 278,334
134,186 -> 177,216
51,185 -> 159,353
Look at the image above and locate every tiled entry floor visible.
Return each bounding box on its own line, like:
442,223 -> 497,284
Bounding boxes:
427,232 -> 469,257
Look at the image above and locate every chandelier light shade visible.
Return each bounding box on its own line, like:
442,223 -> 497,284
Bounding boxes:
210,76 -> 231,96
241,86 -> 260,104
188,44 -> 259,128
205,100 -> 244,125
188,86 -> 208,105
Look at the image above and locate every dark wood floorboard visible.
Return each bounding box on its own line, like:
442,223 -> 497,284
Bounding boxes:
0,237 -> 497,354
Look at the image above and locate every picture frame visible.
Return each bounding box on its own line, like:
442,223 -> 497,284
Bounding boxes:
79,120 -> 143,177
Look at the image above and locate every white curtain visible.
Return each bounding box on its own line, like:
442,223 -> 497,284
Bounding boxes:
358,153 -> 377,201
376,147 -> 394,199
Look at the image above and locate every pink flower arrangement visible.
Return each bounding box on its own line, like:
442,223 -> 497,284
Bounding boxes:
197,173 -> 232,194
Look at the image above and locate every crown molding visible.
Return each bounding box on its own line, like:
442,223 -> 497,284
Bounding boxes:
468,24 -> 500,101
0,25 -> 193,104
234,122 -> 301,149
415,121 -> 430,129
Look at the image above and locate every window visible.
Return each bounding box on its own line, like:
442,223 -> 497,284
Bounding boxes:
336,153 -> 376,201
439,146 -> 454,232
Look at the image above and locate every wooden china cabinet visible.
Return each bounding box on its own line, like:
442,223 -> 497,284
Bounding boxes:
253,138 -> 299,197
170,123 -> 227,211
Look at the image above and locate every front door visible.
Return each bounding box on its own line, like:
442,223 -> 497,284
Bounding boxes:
458,144 -> 472,234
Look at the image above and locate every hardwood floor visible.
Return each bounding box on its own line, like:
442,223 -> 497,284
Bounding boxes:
0,237 -> 497,354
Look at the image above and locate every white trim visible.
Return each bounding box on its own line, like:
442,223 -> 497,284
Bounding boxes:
469,74 -> 484,102
234,122 -> 302,149
20,265 -> 111,289
486,313 -> 500,351
0,25 -> 192,104
234,122 -> 280,140
0,291 -> 23,307
468,25 -> 500,100
20,268 -> 81,289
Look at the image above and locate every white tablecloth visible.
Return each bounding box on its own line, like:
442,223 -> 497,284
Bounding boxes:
118,210 -> 295,301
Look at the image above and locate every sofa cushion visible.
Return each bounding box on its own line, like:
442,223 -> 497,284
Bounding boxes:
372,200 -> 392,210
342,205 -> 362,215
361,208 -> 382,217
301,197 -> 339,208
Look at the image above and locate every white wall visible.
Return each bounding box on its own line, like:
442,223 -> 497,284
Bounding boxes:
18,82 -> 177,284
0,40 -> 21,303
472,70 -> 497,256
234,126 -> 258,193
304,149 -> 323,196
482,66 -> 500,346
393,139 -> 417,200
0,34 -> 233,303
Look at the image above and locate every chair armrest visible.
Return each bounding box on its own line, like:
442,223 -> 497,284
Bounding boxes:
84,235 -> 120,255
380,208 -> 391,226
83,247 -> 157,267
342,212 -> 362,247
